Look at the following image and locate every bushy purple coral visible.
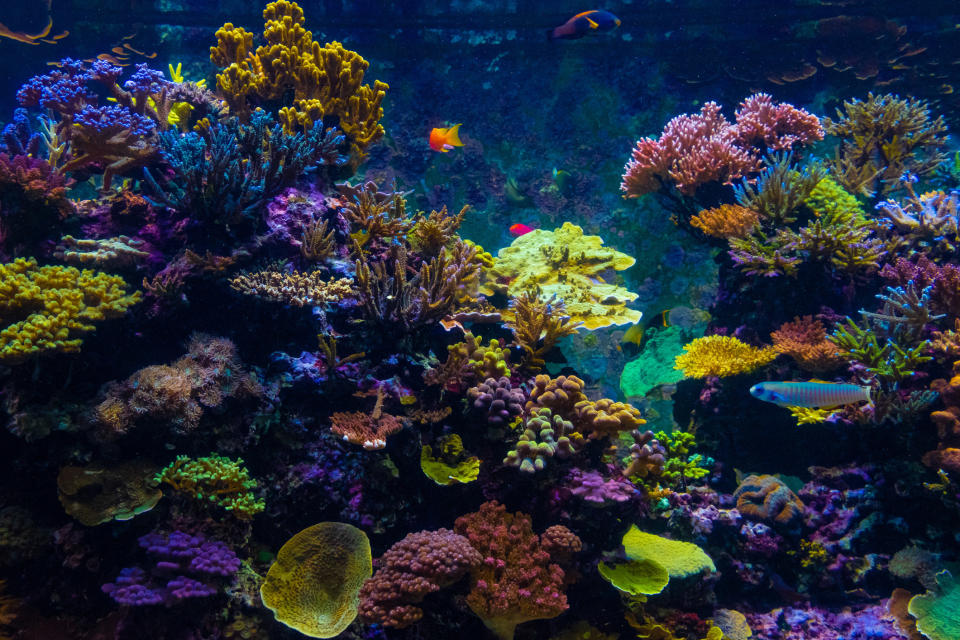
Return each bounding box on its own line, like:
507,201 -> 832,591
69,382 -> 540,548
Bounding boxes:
74,104 -> 156,136
123,63 -> 170,94
566,469 -> 635,505
102,530 -> 240,606
466,377 -> 525,426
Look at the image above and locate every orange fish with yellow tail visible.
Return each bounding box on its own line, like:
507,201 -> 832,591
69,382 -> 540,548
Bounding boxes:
429,124 -> 464,152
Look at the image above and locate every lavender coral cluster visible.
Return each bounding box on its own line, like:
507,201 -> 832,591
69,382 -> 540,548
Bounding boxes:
102,531 -> 240,606
466,376 -> 525,425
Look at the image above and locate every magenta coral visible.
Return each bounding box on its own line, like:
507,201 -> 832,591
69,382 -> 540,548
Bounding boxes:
358,528 -> 482,628
454,501 -> 578,640
566,469 -> 635,505
621,93 -> 822,197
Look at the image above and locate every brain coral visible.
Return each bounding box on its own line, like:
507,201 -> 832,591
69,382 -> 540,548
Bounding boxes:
260,522 -> 372,638
733,474 -> 804,527
480,222 -> 641,330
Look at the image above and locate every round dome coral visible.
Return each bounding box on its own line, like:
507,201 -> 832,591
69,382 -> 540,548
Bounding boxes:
260,522 -> 372,638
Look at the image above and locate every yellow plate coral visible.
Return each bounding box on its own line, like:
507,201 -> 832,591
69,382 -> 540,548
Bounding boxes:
261,522 -> 372,638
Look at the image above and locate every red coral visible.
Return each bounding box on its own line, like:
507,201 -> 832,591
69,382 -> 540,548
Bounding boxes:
330,411 -> 404,450
771,315 -> 845,373
0,153 -> 74,257
621,94 -> 822,197
454,501 -> 578,640
358,528 -> 481,628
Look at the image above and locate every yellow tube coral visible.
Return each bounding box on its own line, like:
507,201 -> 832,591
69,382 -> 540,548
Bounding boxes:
0,258 -> 141,363
674,335 -> 776,378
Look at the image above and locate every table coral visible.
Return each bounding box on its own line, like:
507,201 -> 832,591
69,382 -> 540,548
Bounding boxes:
260,521 -> 372,638
908,570 -> 960,640
56,461 -> 161,526
358,528 -> 482,628
156,453 -> 265,520
0,258 -> 141,364
52,235 -> 149,267
674,335 -> 776,378
481,222 -> 641,330
454,501 -> 579,640
209,0 -> 388,170
733,474 -> 805,527
230,270 -> 355,307
420,434 -> 480,485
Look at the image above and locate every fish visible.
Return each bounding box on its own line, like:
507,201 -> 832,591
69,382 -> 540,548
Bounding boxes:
504,176 -> 532,206
509,223 -> 535,236
620,323 -> 644,346
749,381 -> 872,409
429,124 -> 464,152
548,10 -> 621,40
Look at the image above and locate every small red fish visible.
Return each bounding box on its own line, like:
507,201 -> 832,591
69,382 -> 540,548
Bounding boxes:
509,223 -> 535,236
548,10 -> 621,40
429,124 -> 464,152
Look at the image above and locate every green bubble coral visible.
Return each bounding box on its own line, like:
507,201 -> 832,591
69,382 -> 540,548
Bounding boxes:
156,453 -> 265,520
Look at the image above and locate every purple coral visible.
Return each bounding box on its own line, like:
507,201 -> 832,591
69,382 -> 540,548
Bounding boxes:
466,377 -> 525,426
566,469 -> 635,505
358,528 -> 482,628
73,104 -> 156,136
102,530 -> 240,606
123,63 -> 170,94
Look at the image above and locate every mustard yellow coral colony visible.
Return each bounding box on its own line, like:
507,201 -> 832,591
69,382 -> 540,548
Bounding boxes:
210,0 -> 388,170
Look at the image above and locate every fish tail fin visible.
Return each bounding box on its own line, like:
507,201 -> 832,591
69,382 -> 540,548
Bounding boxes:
445,123 -> 464,147
863,384 -> 874,409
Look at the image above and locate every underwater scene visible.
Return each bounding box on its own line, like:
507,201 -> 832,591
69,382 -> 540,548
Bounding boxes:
2,0 -> 960,638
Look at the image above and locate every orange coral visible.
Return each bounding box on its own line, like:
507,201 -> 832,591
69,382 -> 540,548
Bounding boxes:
733,474 -> 804,526
525,374 -> 588,417
771,315 -> 846,373
331,391 -> 405,450
573,398 -> 645,439
689,204 -> 760,239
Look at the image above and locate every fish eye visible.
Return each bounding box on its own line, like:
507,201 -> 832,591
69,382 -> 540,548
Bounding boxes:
749,384 -> 764,397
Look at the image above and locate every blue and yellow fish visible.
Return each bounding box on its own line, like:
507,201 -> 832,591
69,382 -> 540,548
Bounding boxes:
749,381 -> 872,408
547,10 -> 621,40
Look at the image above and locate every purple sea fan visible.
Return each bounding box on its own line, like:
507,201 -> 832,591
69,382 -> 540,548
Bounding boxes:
466,377 -> 526,426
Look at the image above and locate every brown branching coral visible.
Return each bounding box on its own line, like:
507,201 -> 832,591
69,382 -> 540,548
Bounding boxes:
300,219 -> 336,262
689,204 -> 759,239
339,181 -> 412,249
410,205 -> 468,258
505,293 -> 581,371
823,93 -> 948,196
230,270 -> 355,307
355,241 -> 483,330
210,0 -> 388,168
771,315 -> 846,373
424,331 -> 512,390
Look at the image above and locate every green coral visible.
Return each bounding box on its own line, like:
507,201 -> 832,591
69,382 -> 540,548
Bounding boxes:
908,570 -> 960,640
829,318 -> 931,383
0,258 -> 141,363
598,558 -> 669,596
156,453 -> 265,519
620,326 -> 690,399
656,430 -> 713,488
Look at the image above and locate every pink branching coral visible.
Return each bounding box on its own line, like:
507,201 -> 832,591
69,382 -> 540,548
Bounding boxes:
621,93 -> 823,197
454,501 -> 579,640
330,391 -> 405,450
358,528 -> 482,628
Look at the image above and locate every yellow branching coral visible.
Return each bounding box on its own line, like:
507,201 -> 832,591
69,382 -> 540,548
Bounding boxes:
505,292 -> 582,371
210,1 -> 388,169
690,204 -> 760,239
481,222 -> 642,330
156,454 -> 265,520
230,271 -> 355,307
0,258 -> 141,363
674,335 -> 776,378
261,522 -> 372,638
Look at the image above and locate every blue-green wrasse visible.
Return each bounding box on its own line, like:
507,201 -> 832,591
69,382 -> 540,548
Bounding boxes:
749,381 -> 872,408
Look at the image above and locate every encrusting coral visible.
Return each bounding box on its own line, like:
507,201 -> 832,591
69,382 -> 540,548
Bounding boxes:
0,258 -> 141,363
57,461 -> 162,526
481,222 -> 641,330
209,0 -> 388,169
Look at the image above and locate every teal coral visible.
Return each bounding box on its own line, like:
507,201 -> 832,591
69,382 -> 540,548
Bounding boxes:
908,570 -> 960,640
